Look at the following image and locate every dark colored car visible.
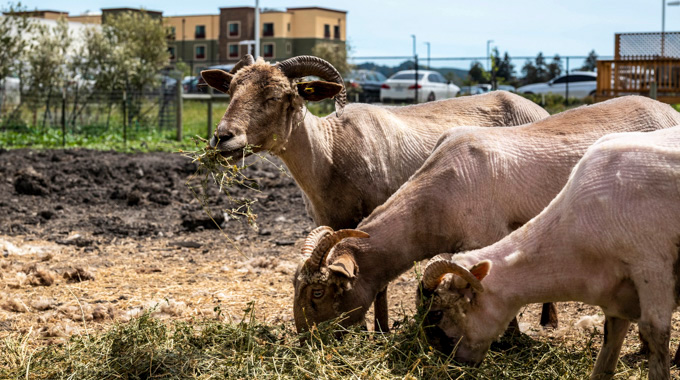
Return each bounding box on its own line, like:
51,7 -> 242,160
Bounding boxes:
345,69 -> 387,103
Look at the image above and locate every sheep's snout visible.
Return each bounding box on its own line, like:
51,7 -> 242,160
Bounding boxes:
209,135 -> 218,148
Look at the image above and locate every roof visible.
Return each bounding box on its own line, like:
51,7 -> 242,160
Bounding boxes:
164,14 -> 219,18
101,7 -> 162,15
3,10 -> 67,15
286,7 -> 347,14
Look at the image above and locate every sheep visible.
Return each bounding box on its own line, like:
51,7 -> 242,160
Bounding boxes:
293,95 -> 680,335
200,55 -> 548,230
201,55 -> 548,331
417,126 -> 680,380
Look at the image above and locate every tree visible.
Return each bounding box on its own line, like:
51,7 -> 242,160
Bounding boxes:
547,54 -> 562,80
467,61 -> 489,84
496,51 -> 515,84
311,42 -> 353,77
0,2 -> 34,117
581,50 -> 598,71
103,10 -> 170,124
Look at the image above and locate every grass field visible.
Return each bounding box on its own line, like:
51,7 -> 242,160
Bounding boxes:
1,306 -> 643,379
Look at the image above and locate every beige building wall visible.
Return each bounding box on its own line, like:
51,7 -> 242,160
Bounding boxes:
164,15 -> 219,41
288,8 -> 346,39
260,11 -> 293,38
67,15 -> 102,24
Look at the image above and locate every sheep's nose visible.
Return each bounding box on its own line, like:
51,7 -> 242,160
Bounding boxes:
209,135 -> 218,148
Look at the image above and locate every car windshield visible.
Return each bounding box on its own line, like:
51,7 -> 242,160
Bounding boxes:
390,73 -> 424,80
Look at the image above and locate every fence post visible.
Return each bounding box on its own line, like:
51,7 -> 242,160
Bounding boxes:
122,90 -> 127,147
176,75 -> 183,142
207,86 -> 213,139
61,88 -> 66,147
650,81 -> 658,99
565,57 -> 570,106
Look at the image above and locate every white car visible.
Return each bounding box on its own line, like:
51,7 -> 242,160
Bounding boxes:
517,71 -> 597,98
380,70 -> 460,103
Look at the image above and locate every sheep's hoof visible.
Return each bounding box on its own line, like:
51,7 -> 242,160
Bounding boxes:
539,303 -> 559,329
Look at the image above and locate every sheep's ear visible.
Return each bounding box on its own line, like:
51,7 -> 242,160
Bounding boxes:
328,254 -> 357,279
296,81 -> 343,101
469,260 -> 492,282
200,69 -> 234,93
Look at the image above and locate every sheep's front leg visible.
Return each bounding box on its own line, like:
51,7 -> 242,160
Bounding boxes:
374,286 -> 389,332
672,344 -> 680,367
638,319 -> 671,380
591,316 -> 630,380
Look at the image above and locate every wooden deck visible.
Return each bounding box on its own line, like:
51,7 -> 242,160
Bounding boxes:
595,59 -> 680,104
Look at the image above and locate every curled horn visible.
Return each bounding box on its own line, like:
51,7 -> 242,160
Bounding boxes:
423,259 -> 484,293
275,55 -> 347,115
303,227 -> 369,271
231,54 -> 255,74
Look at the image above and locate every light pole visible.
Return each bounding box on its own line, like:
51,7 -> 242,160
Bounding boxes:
411,34 -> 416,56
411,35 -> 418,104
486,39 -> 494,71
424,41 -> 430,69
254,0 -> 260,58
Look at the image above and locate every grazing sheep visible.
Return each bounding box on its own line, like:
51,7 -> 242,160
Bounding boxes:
201,55 -> 548,331
417,126 -> 680,380
200,55 -> 548,229
293,96 -> 680,334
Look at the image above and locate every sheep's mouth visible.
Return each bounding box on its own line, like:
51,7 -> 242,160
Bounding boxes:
210,134 -> 250,160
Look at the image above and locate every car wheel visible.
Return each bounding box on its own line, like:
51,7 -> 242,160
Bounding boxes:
589,90 -> 596,97
427,92 -> 435,102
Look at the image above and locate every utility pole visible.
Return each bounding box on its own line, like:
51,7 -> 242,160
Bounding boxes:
486,39 -> 494,71
424,41 -> 430,69
254,0 -> 260,58
411,35 -> 418,104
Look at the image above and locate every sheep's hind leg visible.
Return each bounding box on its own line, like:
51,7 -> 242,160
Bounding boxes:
539,302 -> 559,329
374,286 -> 389,333
635,273 -> 673,380
591,316 -> 630,380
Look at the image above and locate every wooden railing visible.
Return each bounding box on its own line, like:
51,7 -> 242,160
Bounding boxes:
596,58 -> 680,103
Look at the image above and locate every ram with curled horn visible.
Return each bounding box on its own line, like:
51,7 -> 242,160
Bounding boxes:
199,54 -> 549,330
293,96 -> 680,335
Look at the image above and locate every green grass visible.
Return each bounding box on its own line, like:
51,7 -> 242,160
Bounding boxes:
0,305 -> 645,379
0,99 -> 336,152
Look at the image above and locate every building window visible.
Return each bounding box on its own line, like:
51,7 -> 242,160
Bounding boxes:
168,26 -> 176,40
287,23 -> 291,32
263,43 -> 274,58
228,21 -> 240,38
168,46 -> 175,60
334,25 -> 340,39
228,43 -> 239,59
286,42 -> 292,55
195,25 -> 206,39
263,23 -> 274,37
195,45 -> 206,60
324,24 -> 330,38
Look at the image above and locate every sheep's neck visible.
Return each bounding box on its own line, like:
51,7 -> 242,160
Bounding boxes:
465,214 -> 607,312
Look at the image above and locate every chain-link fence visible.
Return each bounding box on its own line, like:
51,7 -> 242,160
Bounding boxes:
0,68 -> 181,147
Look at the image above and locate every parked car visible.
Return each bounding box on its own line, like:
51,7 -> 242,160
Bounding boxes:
458,85 -> 487,96
497,84 -> 516,92
517,71 -> 597,98
344,69 -> 386,103
380,70 -> 460,103
183,76 -> 201,93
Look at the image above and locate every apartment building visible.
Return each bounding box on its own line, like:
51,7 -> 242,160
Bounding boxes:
220,6 -> 346,63
165,14 -> 220,65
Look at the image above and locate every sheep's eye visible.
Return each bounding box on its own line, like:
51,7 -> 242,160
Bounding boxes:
266,97 -> 281,104
312,289 -> 324,299
429,310 -> 444,323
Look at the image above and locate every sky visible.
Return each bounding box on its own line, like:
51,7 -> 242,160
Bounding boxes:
15,0 -> 676,69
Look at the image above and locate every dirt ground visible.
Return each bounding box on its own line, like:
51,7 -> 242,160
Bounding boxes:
1,148 -> 679,376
